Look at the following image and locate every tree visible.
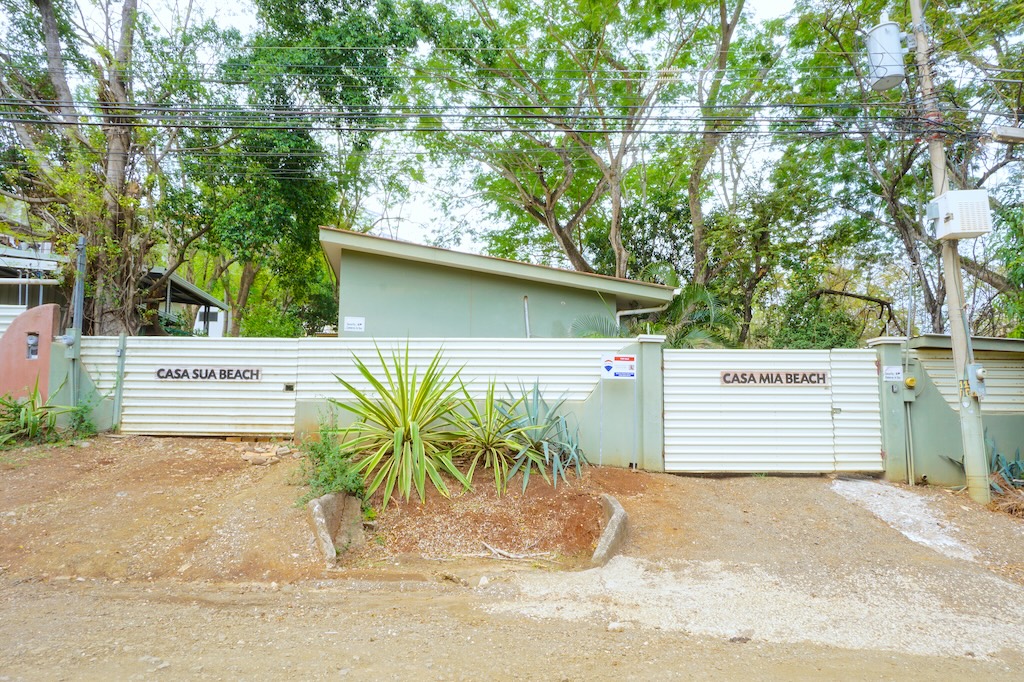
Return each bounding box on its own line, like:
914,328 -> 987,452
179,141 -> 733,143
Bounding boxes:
781,0 -> 1023,334
163,0 -> 418,335
681,0 -> 785,286
0,0 -> 227,333
410,0 -> 711,277
769,294 -> 862,349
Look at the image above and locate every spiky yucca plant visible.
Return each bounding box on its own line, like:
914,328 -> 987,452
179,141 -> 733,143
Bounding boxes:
330,345 -> 469,508
449,380 -> 538,494
0,381 -> 64,446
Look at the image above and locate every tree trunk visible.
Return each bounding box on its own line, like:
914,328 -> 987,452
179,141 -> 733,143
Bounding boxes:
688,147 -> 714,286
607,172 -> 629,278
544,212 -> 595,273
229,262 -> 259,337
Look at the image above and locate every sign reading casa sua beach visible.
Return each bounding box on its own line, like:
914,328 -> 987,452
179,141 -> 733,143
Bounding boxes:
155,367 -> 263,381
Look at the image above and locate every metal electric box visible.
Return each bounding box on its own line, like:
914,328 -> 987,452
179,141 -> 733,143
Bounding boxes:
927,190 -> 992,240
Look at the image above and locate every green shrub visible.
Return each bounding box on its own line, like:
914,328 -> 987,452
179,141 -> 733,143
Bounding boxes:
330,344 -> 470,508
0,382 -> 66,447
298,413 -> 365,504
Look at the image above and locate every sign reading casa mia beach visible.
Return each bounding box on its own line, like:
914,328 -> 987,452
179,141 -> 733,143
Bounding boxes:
720,370 -> 830,386
156,367 -> 263,381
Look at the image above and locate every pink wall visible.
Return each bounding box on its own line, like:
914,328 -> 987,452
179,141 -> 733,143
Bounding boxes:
0,304 -> 60,401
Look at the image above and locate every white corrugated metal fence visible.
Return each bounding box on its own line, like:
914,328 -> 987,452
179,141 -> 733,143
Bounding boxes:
79,337 -> 884,472
663,349 -> 882,473
82,337 -> 299,435
81,337 -> 629,436
916,350 -> 1024,414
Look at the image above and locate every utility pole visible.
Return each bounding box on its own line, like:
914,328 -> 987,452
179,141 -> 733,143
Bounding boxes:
69,235 -> 87,408
907,0 -> 990,504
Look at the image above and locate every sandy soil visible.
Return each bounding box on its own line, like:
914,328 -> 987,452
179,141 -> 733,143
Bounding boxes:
2,436 -> 1024,680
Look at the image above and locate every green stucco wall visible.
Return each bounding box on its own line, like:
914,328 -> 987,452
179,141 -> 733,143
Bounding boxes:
875,340 -> 1024,487
577,337 -> 665,471
336,251 -> 614,338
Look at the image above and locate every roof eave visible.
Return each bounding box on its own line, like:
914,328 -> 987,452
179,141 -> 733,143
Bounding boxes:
319,227 -> 676,308
145,268 -> 228,310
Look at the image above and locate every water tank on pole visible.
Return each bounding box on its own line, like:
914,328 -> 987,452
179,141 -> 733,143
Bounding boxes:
866,14 -> 906,92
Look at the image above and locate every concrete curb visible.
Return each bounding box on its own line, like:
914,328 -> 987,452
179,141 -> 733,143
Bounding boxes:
591,493 -> 628,567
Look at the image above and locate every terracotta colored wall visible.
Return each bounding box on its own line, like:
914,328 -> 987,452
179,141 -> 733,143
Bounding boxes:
0,304 -> 60,400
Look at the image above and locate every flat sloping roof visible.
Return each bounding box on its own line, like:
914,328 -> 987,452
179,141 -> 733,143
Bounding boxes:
0,245 -> 63,273
319,227 -> 677,309
143,268 -> 228,310
0,245 -> 226,310
910,334 -> 1024,354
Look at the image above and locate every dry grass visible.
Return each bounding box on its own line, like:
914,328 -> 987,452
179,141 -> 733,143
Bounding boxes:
989,473 -> 1024,518
992,494 -> 1024,518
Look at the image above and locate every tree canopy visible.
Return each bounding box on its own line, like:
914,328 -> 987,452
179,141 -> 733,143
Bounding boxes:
0,0 -> 1020,343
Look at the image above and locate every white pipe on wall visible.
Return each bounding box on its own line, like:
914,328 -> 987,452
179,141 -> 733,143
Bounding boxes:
523,296 -> 531,338
615,288 -> 681,329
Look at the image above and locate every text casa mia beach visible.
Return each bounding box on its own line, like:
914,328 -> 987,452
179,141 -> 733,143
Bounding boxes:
720,370 -> 830,386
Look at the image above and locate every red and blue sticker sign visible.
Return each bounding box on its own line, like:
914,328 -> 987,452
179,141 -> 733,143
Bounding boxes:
601,355 -> 637,380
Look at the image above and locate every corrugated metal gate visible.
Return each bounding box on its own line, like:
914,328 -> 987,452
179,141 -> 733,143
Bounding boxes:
83,337 -> 299,436
664,349 -> 883,473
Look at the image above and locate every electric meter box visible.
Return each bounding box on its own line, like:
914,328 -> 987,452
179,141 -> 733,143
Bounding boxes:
927,190 -> 992,240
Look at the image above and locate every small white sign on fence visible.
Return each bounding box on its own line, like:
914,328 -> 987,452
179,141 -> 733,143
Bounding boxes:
601,355 -> 637,380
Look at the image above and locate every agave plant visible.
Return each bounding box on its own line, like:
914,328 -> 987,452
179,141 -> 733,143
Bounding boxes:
449,379 -> 538,495
0,381 -> 65,446
330,344 -> 469,508
500,381 -> 583,489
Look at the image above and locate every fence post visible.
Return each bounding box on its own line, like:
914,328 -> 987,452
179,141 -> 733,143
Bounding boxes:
636,334 -> 666,473
867,338 -> 912,483
112,333 -> 128,431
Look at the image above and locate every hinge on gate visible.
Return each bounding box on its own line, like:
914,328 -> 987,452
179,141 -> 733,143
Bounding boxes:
831,407 -> 842,415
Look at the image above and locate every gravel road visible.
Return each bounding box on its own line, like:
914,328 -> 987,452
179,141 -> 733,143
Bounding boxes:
2,438 -> 1024,680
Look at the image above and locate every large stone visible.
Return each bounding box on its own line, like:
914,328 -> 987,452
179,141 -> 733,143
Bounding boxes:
241,452 -> 280,466
306,493 -> 366,567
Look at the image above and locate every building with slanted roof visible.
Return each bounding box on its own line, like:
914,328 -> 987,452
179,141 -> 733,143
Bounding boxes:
319,227 -> 678,339
0,243 -> 227,336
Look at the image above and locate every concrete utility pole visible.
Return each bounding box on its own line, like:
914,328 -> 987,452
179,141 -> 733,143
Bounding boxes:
907,0 -> 990,504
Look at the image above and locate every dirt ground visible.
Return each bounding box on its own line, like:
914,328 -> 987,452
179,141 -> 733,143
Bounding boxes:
2,436 -> 1024,680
